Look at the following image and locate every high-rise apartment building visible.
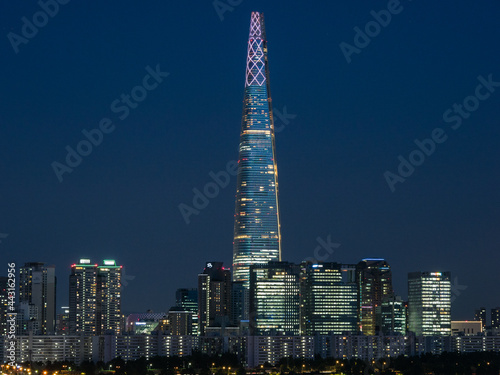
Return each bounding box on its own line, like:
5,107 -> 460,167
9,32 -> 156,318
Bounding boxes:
232,12 -> 281,288
300,262 -> 358,335
249,262 -> 301,336
18,262 -> 56,334
0,276 -> 8,336
69,259 -> 122,335
69,259 -> 97,335
492,307 -> 500,329
474,307 -> 486,330
356,258 -> 393,335
197,262 -> 232,336
408,271 -> 451,336
96,260 -> 122,335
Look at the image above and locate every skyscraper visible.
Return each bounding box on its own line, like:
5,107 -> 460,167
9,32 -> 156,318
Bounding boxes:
69,259 -> 122,335
198,262 -> 232,335
232,12 -> 281,288
18,262 -> 57,334
356,258 -> 393,335
300,262 -> 358,335
69,259 -> 97,335
96,260 -> 122,335
249,262 -> 301,336
408,271 -> 451,336
176,288 -> 199,335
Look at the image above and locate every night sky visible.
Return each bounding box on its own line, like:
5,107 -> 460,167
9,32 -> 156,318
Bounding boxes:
1,1 -> 499,320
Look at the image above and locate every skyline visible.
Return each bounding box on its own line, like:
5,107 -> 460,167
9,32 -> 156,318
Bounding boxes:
1,1 -> 500,320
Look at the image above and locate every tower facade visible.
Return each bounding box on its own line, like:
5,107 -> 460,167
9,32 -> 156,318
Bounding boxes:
356,258 -> 393,335
69,259 -> 97,335
408,271 -> 451,336
197,262 -> 232,336
232,12 -> 281,288
19,262 -> 57,334
301,263 -> 358,335
96,260 -> 122,335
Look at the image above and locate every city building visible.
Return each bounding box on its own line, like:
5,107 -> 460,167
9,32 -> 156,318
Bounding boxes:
451,321 -> 482,336
56,306 -> 70,335
232,12 -> 281,290
198,262 -> 232,335
408,271 -> 451,336
168,307 -> 193,336
96,260 -> 122,335
356,259 -> 393,335
246,336 -> 314,368
474,307 -> 486,330
249,262 -> 301,336
492,307 -> 500,329
379,295 -> 407,335
0,277 -> 8,336
69,259 -> 97,335
69,259 -> 122,335
124,311 -> 167,334
300,262 -> 358,335
175,288 -> 199,335
18,262 -> 56,334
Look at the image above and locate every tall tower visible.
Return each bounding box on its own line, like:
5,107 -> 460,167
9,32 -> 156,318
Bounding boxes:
233,12 -> 281,289
408,271 -> 451,336
69,259 -> 97,335
96,260 -> 122,335
18,262 -> 57,334
356,258 -> 393,335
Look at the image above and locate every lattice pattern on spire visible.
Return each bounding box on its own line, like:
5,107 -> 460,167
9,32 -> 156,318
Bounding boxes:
249,12 -> 262,38
245,12 -> 266,87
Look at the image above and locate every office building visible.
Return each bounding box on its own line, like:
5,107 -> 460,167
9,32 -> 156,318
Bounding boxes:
249,262 -> 301,336
451,321 -> 482,336
232,12 -> 281,288
175,288 -> 199,335
300,262 -> 358,335
198,262 -> 232,335
356,258 -> 393,335
379,295 -> 406,335
408,271 -> 451,336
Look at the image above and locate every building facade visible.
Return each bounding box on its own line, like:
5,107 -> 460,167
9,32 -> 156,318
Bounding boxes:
408,271 -> 451,336
18,262 -> 56,334
232,12 -> 281,289
249,262 -> 301,336
300,262 -> 358,335
356,259 -> 393,335
198,262 -> 232,335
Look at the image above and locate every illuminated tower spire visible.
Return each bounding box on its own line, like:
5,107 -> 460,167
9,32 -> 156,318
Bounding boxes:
232,12 -> 281,288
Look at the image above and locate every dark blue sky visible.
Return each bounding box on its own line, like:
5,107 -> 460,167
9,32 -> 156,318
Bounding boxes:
1,1 -> 499,320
